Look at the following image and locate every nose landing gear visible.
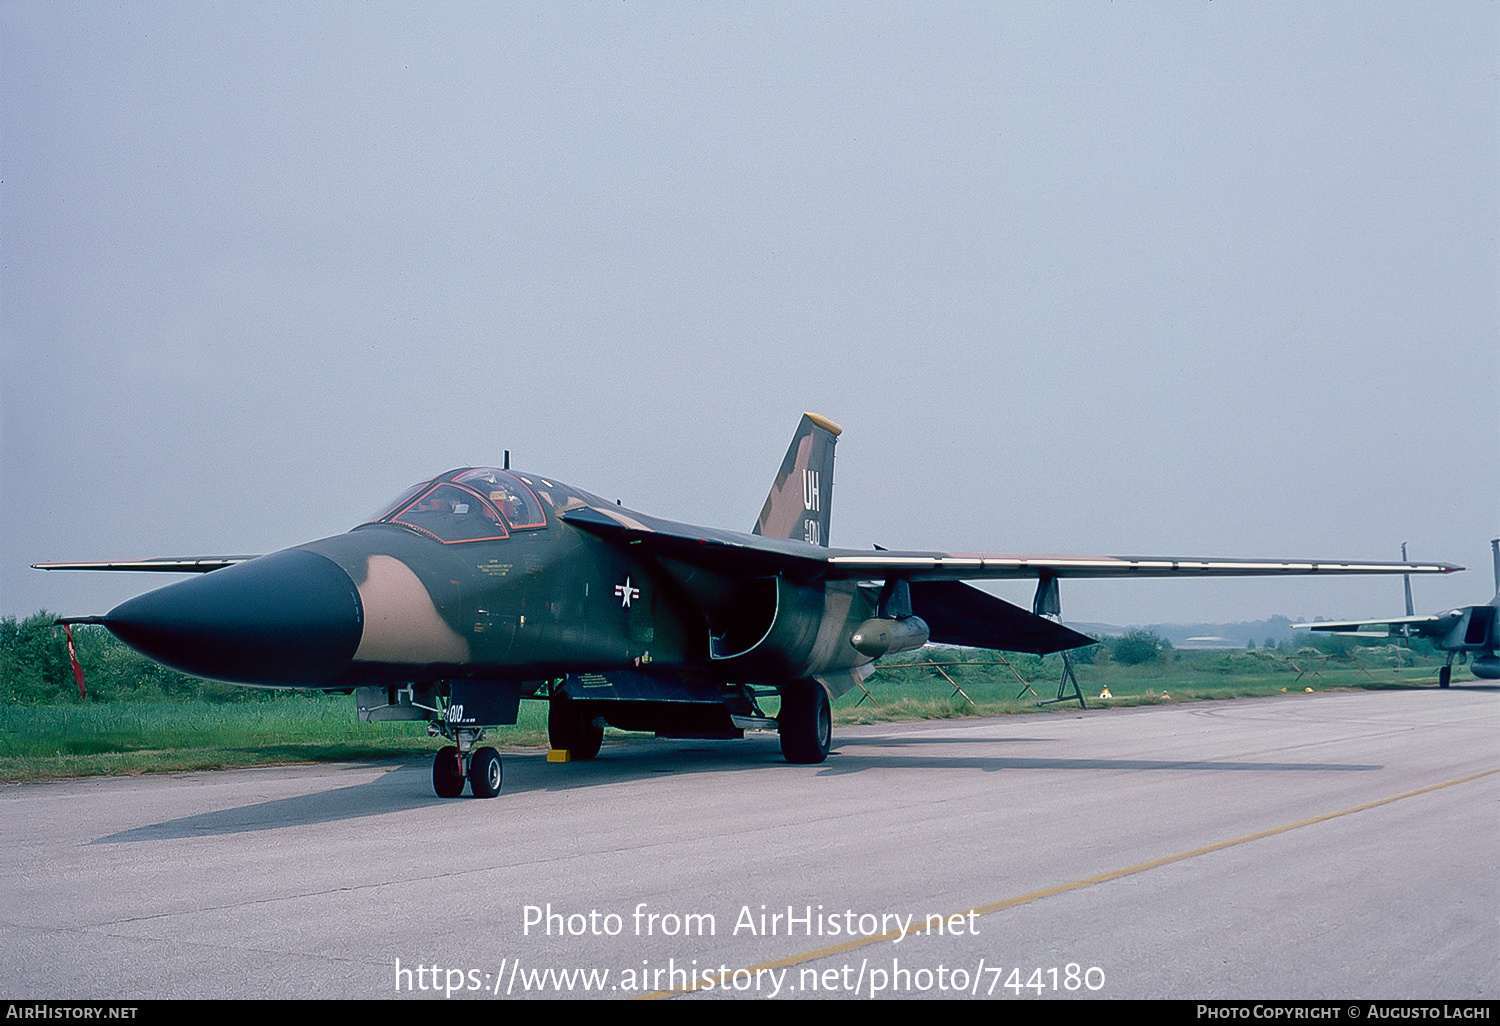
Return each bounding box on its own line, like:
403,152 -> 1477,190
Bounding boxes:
469,746 -> 503,798
428,725 -> 503,799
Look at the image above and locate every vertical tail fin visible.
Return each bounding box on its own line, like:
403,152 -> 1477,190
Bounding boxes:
1402,542 -> 1415,617
752,413 -> 841,546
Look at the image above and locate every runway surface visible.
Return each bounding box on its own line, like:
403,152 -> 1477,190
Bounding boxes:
2,687 -> 1495,1000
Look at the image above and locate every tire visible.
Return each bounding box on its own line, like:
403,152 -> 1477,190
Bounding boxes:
1439,665 -> 1452,689
433,746 -> 465,798
469,747 -> 503,799
548,695 -> 603,760
779,680 -> 832,764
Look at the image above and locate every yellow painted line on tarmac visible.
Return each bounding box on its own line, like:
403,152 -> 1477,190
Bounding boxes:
638,766 -> 1500,999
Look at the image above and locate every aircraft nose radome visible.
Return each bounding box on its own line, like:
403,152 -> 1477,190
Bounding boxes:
103,548 -> 363,686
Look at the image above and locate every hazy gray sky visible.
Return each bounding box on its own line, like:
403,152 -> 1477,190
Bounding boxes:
3,2 -> 1497,627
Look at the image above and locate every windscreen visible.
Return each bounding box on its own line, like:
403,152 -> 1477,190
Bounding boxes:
387,483 -> 509,543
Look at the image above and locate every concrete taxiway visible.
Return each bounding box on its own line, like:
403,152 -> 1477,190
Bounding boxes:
1,687 -> 1495,999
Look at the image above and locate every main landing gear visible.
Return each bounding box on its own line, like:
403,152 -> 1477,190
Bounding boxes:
429,726 -> 503,798
779,679 -> 832,764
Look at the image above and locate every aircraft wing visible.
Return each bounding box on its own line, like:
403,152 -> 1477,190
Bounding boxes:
31,557 -> 256,573
822,553 -> 1463,579
562,507 -> 1463,583
1292,613 -> 1456,638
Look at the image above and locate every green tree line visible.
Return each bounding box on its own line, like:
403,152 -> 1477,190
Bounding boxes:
5,610 -> 1424,708
1,613 -> 290,705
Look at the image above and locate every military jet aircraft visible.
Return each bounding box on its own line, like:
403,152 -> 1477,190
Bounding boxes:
1295,539 -> 1498,688
36,413 -> 1462,798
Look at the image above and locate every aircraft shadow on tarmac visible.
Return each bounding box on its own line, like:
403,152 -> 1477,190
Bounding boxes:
87,741 -> 791,842
91,731 -> 1380,843
523,732 -> 1381,785
90,765 -> 436,844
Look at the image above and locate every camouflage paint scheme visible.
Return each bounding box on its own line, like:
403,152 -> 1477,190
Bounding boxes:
37,414 -> 1464,788
309,416 -> 886,703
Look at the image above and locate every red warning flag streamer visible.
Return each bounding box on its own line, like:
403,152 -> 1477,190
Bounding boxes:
63,623 -> 87,699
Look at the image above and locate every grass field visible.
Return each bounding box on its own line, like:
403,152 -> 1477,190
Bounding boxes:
843,649 -> 1452,722
0,647 -> 1464,784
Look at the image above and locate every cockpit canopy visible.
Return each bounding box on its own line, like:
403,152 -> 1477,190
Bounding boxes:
452,468 -> 547,529
364,468 -> 547,544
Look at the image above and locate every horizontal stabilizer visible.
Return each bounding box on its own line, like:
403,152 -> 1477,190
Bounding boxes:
909,580 -> 1095,655
1293,613 -> 1452,638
